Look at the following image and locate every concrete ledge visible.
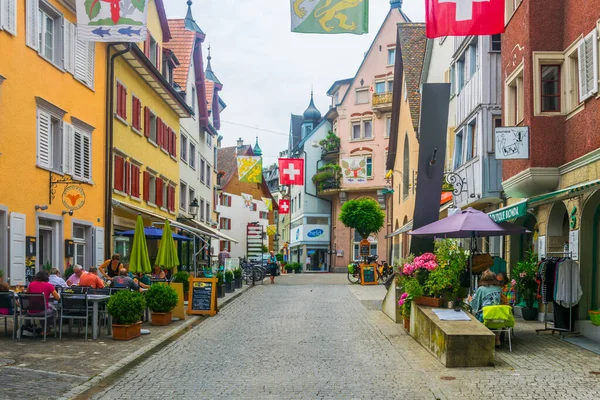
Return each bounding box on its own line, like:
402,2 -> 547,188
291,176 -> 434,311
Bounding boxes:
382,279 -> 402,323
410,304 -> 495,368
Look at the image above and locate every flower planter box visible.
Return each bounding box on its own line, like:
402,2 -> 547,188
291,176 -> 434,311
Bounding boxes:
225,281 -> 234,293
414,296 -> 443,307
234,278 -> 243,289
217,285 -> 225,298
151,311 -> 172,326
111,321 -> 142,341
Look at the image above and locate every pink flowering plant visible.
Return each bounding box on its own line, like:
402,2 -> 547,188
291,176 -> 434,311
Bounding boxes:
424,239 -> 469,301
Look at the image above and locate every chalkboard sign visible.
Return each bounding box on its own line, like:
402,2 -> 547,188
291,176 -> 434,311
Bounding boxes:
187,277 -> 218,316
360,264 -> 378,286
359,239 -> 370,257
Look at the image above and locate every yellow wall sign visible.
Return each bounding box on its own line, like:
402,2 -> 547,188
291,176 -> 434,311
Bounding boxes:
187,277 -> 218,316
62,185 -> 86,210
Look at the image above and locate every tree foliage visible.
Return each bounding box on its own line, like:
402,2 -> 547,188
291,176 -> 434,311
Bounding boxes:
339,198 -> 385,239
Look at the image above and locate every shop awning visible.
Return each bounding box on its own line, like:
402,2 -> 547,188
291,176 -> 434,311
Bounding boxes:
189,219 -> 239,244
113,200 -> 179,226
488,200 -> 528,223
387,220 -> 413,238
528,178 -> 600,206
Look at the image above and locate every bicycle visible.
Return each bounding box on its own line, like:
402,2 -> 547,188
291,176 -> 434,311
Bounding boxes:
376,260 -> 393,283
347,262 -> 361,284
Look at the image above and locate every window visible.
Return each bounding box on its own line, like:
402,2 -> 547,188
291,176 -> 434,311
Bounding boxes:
388,80 -> 394,92
403,134 -> 409,199
200,158 -> 206,183
352,231 -> 377,261
490,116 -> 502,154
148,35 -> 158,69
189,188 -> 195,212
306,217 -> 328,224
180,135 -> 187,162
37,2 -> 62,65
131,96 -> 141,131
385,115 -> 392,138
206,131 -> 213,148
220,217 -> 231,230
180,182 -> 187,211
250,203 -> 257,212
450,65 -> 456,95
260,211 -> 268,219
206,164 -> 211,187
161,180 -> 167,209
578,30 -> 599,102
366,156 -> 373,177
0,0 -> 17,36
334,92 -> 340,105
387,48 -> 396,65
206,202 -> 210,223
143,172 -> 157,204
298,193 -> 302,209
363,120 -> 372,139
220,194 -> 232,207
116,82 -> 127,120
466,119 -> 477,161
36,106 -> 63,172
375,81 -> 386,94
566,49 -> 581,111
469,42 -> 478,78
191,86 -> 196,114
302,124 -> 312,138
72,127 -> 92,181
199,198 -> 205,221
352,122 -> 361,139
130,164 -> 141,198
220,240 -> 231,252
454,130 -> 463,169
189,143 -> 196,169
166,184 -> 176,212
505,63 -> 524,124
73,224 -> 87,268
457,57 -> 466,91
113,155 -> 125,192
149,111 -> 157,143
355,89 -> 369,104
541,65 -> 561,112
505,0 -> 523,21
491,34 -> 501,52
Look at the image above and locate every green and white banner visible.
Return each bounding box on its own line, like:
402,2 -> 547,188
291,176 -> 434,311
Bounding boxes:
290,0 -> 368,35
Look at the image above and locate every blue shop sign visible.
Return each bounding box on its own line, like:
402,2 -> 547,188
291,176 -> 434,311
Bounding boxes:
307,229 -> 324,238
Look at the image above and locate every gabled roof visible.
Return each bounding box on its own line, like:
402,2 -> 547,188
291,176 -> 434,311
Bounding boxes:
167,19 -> 195,89
399,23 -> 427,131
206,80 -> 215,111
217,145 -> 253,188
296,118 -> 328,150
326,78 -> 353,96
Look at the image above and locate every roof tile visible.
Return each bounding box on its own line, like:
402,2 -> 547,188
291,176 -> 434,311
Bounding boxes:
167,19 -> 195,89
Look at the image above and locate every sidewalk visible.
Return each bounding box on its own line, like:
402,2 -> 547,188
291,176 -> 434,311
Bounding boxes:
0,284 -> 252,400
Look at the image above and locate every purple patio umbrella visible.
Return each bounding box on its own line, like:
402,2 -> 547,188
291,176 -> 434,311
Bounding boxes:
409,208 -> 529,293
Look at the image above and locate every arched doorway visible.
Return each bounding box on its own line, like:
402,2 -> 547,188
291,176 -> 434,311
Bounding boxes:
510,213 -> 538,268
546,201 -> 569,254
580,190 -> 600,319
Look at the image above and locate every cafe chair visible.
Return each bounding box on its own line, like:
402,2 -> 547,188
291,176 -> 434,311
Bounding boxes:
59,293 -> 90,340
86,288 -> 111,334
17,293 -> 57,342
0,292 -> 17,339
482,305 -> 515,352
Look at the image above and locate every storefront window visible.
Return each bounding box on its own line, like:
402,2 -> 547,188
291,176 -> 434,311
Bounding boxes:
114,236 -> 131,263
352,230 -> 377,261
305,249 -> 328,272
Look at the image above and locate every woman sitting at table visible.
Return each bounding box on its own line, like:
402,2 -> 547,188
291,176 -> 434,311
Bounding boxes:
27,271 -> 60,334
0,282 -> 13,316
151,265 -> 166,280
469,270 -> 502,322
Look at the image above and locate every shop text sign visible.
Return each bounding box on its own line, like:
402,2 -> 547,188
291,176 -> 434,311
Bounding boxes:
291,225 -> 329,243
495,126 -> 530,160
489,201 -> 527,223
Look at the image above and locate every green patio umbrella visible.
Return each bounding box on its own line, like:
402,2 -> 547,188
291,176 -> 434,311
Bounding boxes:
129,214 -> 152,274
155,219 -> 180,270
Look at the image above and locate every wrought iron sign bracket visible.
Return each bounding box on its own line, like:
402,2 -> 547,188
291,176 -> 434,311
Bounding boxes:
49,172 -> 80,204
443,172 -> 468,196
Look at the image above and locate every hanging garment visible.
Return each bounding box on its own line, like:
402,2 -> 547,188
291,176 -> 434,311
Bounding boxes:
544,261 -> 556,303
554,259 -> 583,308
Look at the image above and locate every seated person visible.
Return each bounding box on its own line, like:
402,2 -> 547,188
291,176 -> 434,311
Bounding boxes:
496,272 -> 516,306
151,265 -> 166,280
110,268 -> 140,291
49,268 -> 68,288
66,265 -> 86,286
78,267 -> 105,289
135,273 -> 151,289
27,271 -> 60,334
0,282 -> 13,315
469,270 -> 502,345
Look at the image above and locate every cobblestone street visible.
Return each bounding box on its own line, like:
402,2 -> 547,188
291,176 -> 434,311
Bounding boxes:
89,276 -> 600,400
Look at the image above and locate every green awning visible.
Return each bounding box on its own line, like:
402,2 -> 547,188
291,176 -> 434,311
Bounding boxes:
529,179 -> 600,206
488,200 -> 528,223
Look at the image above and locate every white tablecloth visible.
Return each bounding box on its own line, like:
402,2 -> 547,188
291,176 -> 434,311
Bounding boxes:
432,308 -> 471,321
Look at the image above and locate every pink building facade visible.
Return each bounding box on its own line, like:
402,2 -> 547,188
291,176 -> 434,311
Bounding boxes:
323,3 -> 408,271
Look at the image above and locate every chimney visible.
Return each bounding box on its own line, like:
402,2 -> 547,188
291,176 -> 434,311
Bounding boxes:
236,137 -> 244,154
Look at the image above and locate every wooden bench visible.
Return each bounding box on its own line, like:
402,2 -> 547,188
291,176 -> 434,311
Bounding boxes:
410,304 -> 495,368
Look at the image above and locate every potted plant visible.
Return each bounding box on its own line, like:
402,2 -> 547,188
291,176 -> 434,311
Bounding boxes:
146,283 -> 179,326
402,253 -> 443,307
216,271 -> 225,298
107,290 -> 146,340
514,252 -> 539,320
173,271 -> 190,301
285,263 -> 294,273
224,270 -> 235,293
425,240 -> 469,305
294,263 -> 302,274
233,268 -> 243,289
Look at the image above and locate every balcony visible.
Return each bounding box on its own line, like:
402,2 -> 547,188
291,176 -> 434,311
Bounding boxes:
319,132 -> 341,162
372,91 -> 393,112
313,164 -> 341,195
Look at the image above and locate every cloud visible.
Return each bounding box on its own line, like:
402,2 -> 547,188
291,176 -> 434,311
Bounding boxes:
166,1 -> 425,165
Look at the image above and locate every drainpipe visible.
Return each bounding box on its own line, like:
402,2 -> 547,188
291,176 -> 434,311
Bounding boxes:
302,150 -> 334,272
104,44 -> 132,258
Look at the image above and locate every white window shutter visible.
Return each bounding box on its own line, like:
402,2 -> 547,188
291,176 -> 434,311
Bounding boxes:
587,29 -> 598,97
63,122 -> 75,176
26,0 -> 39,51
37,110 -> 51,168
6,0 -> 16,36
83,132 -> 91,180
578,39 -> 589,103
94,227 -> 105,267
63,20 -> 75,74
74,33 -> 88,83
86,41 -> 95,88
9,212 -> 26,286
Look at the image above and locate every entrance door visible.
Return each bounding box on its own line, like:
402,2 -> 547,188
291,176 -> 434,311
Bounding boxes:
39,226 -> 54,269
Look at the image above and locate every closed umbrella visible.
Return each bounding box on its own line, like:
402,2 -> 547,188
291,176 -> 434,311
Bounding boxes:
155,219 -> 180,270
129,215 -> 152,275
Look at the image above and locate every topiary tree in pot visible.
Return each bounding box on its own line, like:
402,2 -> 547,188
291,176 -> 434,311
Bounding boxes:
216,272 -> 225,298
224,270 -> 235,293
107,290 -> 146,340
233,268 -> 243,289
173,271 -> 190,301
146,284 -> 179,326
339,198 -> 385,264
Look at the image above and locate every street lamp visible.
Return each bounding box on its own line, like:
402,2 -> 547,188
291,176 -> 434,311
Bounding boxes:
189,198 -> 199,218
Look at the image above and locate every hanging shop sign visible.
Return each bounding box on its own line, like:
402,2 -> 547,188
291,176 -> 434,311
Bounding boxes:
538,236 -> 546,261
495,126 -> 530,160
76,0 -> 150,42
569,230 -> 579,261
488,200 -> 528,222
62,185 -> 86,211
341,157 -> 367,184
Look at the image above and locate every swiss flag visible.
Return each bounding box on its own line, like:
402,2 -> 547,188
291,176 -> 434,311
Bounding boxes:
279,158 -> 305,186
279,199 -> 290,215
425,0 -> 505,39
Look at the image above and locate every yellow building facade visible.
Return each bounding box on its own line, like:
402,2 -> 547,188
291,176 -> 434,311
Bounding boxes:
109,0 -> 192,261
0,0 -> 107,284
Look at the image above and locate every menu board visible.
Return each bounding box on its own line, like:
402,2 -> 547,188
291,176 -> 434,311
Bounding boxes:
187,277 -> 218,316
360,264 -> 378,286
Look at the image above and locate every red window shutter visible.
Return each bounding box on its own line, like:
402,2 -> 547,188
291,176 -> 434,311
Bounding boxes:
124,161 -> 131,194
144,107 -> 150,137
143,171 -> 150,201
156,179 -> 163,208
156,44 -> 161,71
169,186 -> 175,211
156,118 -> 163,147
167,128 -> 172,155
116,83 -> 122,117
114,156 -> 124,191
131,165 -> 140,197
144,34 -> 151,57
122,86 -> 127,119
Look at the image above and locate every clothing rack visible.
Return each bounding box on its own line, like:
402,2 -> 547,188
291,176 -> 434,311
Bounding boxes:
535,252 -> 580,338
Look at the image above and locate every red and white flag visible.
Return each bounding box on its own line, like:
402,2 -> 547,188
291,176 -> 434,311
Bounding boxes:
279,158 -> 305,186
425,0 -> 505,38
279,199 -> 290,215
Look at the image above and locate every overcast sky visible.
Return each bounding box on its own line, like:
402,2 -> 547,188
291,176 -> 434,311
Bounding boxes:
166,1 -> 425,165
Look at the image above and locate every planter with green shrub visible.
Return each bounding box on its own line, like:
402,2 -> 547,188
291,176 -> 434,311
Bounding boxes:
224,270 -> 235,293
285,263 -> 294,273
173,271 -> 190,301
233,268 -> 243,289
216,272 -> 225,298
293,263 -> 302,274
146,283 -> 179,326
107,290 -> 146,340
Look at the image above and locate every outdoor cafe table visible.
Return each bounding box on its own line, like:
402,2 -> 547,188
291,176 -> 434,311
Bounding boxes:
70,294 -> 111,340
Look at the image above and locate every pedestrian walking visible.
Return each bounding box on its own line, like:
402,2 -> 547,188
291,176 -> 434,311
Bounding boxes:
267,251 -> 278,284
